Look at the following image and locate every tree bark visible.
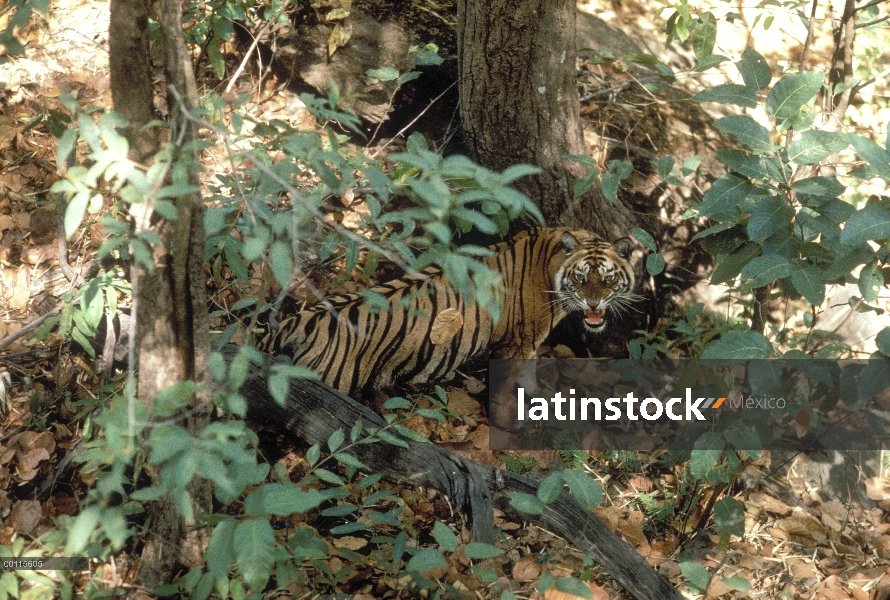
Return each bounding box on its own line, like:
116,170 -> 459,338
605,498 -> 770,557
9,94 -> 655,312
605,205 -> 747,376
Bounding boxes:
108,0 -> 211,593
456,0 -> 636,238
109,0 -> 158,164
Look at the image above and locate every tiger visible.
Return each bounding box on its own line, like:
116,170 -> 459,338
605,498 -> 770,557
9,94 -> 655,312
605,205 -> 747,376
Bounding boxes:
257,228 -> 637,400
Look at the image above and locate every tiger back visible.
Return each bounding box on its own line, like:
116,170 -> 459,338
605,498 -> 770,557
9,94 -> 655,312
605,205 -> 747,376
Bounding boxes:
257,228 -> 636,397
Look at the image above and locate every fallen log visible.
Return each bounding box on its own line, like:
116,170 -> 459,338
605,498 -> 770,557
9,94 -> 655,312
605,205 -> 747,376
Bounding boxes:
226,346 -> 685,600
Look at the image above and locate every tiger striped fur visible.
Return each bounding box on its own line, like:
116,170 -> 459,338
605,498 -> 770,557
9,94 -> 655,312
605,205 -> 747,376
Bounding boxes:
257,228 -> 636,397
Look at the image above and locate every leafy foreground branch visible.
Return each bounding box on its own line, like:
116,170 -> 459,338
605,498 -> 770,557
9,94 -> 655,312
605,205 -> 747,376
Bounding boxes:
223,346 -> 684,600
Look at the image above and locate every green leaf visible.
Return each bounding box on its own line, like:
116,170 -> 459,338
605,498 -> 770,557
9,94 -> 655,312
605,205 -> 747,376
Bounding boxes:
690,221 -> 739,244
846,134 -> 890,182
747,196 -> 793,239
65,191 -> 90,239
736,47 -> 771,91
631,228 -> 657,251
234,518 -> 275,591
81,284 -> 104,330
366,66 -> 400,81
500,163 -> 542,183
765,71 -> 824,119
206,519 -> 236,580
314,468 -> 345,485
375,430 -> 410,449
406,548 -> 448,573
601,172 -> 619,202
153,380 -> 198,418
716,148 -> 784,182
787,131 -> 849,165
877,327 -> 890,356
699,173 -> 755,216
244,485 -> 329,516
433,521 -> 459,553
573,169 -> 599,197
560,469 -> 602,511
692,84 -> 757,108
646,253 -> 666,275
509,492 -> 544,515
714,497 -> 745,536
858,261 -> 883,302
693,54 -> 730,71
269,241 -> 293,288
692,12 -> 717,59
721,577 -> 752,592
654,156 -> 675,181
537,472 -> 564,504
791,264 -> 825,305
328,428 -> 345,453
555,576 -> 592,600
66,505 -> 102,555
714,116 -> 773,154
679,561 -> 711,590
465,542 -> 502,560
841,201 -> 890,245
56,127 -> 77,171
334,453 -> 368,471
690,432 -> 725,479
740,254 -> 793,287
701,331 -> 771,359
791,176 -> 846,201
711,241 -> 761,285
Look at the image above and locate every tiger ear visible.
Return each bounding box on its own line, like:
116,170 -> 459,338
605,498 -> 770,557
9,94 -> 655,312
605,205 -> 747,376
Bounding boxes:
559,231 -> 581,255
614,237 -> 634,259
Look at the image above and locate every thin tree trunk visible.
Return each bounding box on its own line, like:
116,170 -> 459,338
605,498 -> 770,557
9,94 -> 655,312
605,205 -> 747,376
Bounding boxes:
109,0 -> 157,164
108,0 -> 211,592
456,0 -> 635,238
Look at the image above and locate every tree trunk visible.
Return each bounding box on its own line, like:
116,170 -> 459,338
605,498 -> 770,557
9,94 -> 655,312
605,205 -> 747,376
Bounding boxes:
109,0 -> 158,164
456,0 -> 636,238
108,0 -> 212,593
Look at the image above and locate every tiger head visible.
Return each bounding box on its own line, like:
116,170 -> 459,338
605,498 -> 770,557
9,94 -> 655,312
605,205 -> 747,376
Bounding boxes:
553,231 -> 637,332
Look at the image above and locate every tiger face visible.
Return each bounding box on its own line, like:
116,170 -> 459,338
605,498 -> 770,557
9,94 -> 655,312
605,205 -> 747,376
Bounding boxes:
554,232 -> 636,332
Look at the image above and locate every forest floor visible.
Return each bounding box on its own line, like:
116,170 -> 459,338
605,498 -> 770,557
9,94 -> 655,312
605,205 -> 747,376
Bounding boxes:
1,1 -> 890,599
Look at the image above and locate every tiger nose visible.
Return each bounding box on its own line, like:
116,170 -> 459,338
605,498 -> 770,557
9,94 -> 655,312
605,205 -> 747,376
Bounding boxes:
587,300 -> 600,310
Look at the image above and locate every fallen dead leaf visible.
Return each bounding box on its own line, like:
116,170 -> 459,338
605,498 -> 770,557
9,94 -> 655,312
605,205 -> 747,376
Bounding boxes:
2,267 -> 30,310
446,389 -> 481,417
333,536 -> 368,551
512,554 -> 541,581
865,477 -> 890,502
628,476 -> 652,492
17,447 -> 50,480
777,508 -> 828,543
747,491 -> 791,515
464,376 -> 486,394
8,500 -> 42,534
705,577 -> 734,598
786,557 -> 820,582
21,243 -> 58,265
542,581 -> 609,600
431,308 -> 463,344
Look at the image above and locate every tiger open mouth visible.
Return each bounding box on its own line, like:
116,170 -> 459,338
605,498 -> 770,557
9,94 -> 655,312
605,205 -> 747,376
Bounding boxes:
583,307 -> 606,329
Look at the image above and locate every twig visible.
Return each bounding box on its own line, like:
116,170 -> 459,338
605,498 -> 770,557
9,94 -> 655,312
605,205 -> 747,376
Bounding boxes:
856,13 -> 890,28
0,304 -> 64,352
809,297 -> 865,353
853,66 -> 890,94
225,15 -> 281,95
799,0 -> 819,72
825,0 -> 857,120
857,0 -> 889,11
371,80 -> 458,158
